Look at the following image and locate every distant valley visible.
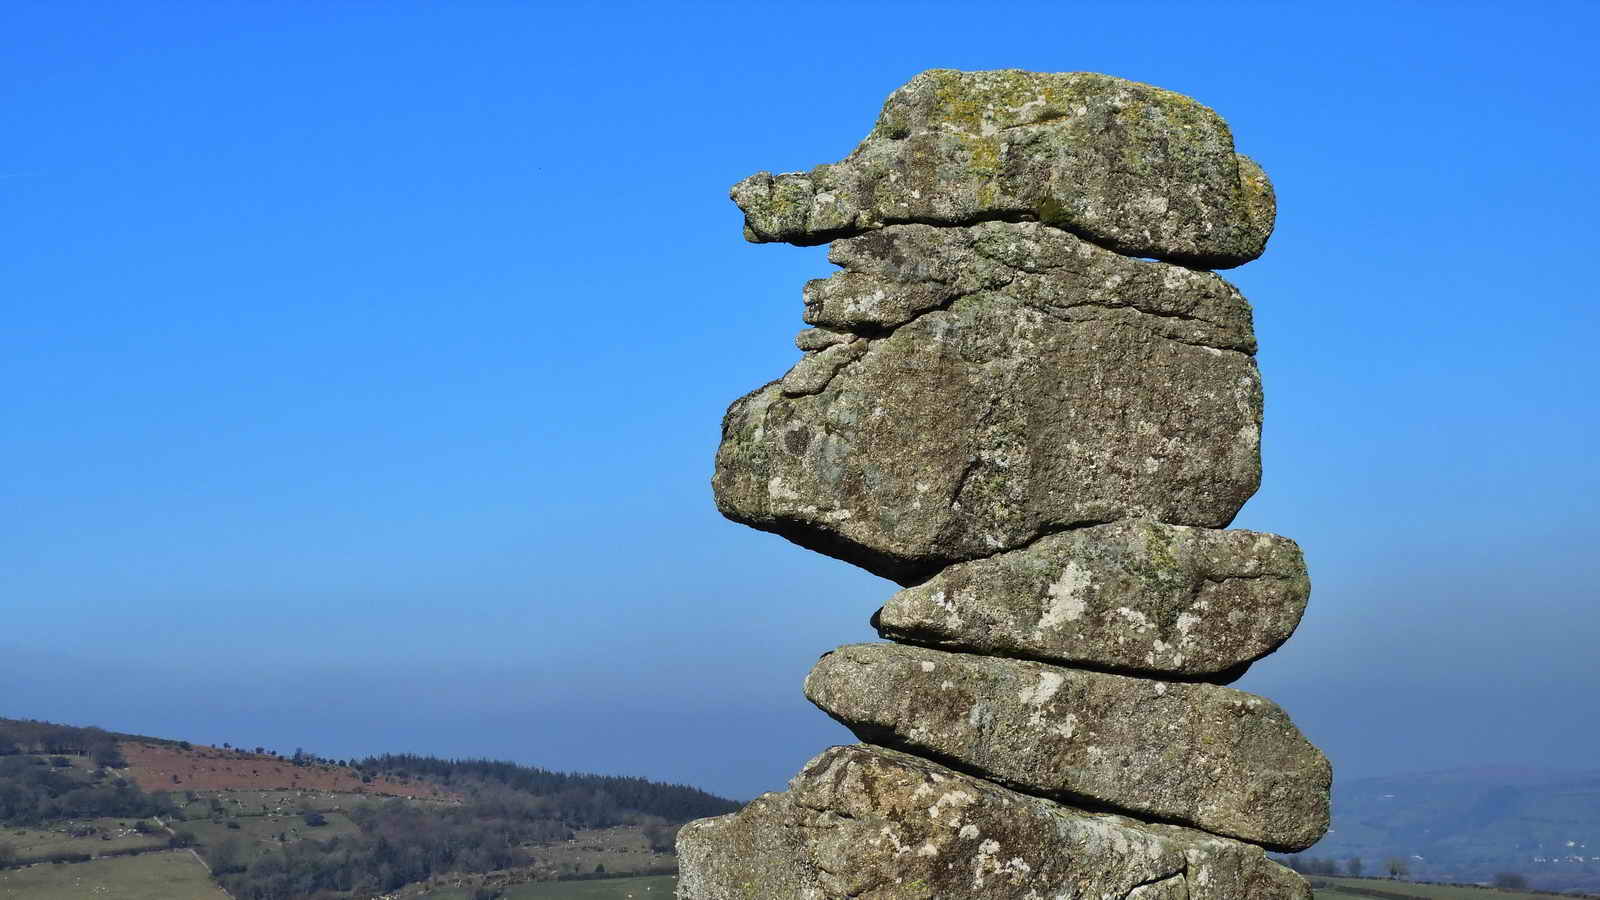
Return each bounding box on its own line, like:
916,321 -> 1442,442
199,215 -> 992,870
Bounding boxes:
1291,767 -> 1600,894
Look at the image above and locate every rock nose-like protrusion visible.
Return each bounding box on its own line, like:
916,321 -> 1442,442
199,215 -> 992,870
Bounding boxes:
712,221 -> 1264,585
684,68 -> 1326,900
731,69 -> 1276,269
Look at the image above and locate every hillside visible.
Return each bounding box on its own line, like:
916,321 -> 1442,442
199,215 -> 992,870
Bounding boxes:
0,715 -> 738,900
120,742 -> 455,799
1298,768 -> 1600,894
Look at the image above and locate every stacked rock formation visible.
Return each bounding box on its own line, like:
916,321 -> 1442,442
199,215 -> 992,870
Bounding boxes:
680,69 -> 1330,900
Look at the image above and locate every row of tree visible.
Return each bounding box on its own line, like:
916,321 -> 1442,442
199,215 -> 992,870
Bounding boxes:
1278,854 -> 1411,878
354,753 -> 739,823
1279,855 -> 1531,891
0,720 -> 126,768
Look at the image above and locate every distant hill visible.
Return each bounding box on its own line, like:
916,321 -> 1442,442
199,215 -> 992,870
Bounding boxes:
0,715 -> 736,822
1,714 -> 740,899
1300,767 -> 1600,894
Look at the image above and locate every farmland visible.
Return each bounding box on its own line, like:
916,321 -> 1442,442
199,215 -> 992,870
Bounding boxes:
1,818 -> 168,861
1312,876 -> 1573,900
0,716 -> 742,899
0,850 -> 228,900
418,873 -> 678,900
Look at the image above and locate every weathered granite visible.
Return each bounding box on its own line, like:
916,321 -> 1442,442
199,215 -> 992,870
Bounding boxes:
732,69 -> 1275,268
694,66 -> 1328,894
875,520 -> 1309,680
677,743 -> 1312,900
801,221 -> 1257,349
713,222 -> 1263,585
804,643 -> 1330,850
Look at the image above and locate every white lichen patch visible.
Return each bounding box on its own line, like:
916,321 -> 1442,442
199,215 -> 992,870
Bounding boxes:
1237,421 -> 1261,450
1018,671 -> 1065,707
1019,671 -> 1066,728
1175,611 -> 1202,636
971,838 -> 1003,889
1051,712 -> 1080,739
927,788 -> 977,828
1132,194 -> 1170,216
875,824 -> 912,856
1037,561 -> 1092,631
966,703 -> 993,729
767,476 -> 804,503
1113,606 -> 1155,632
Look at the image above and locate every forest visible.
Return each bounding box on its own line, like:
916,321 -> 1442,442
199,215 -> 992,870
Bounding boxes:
0,720 -> 170,825
0,754 -> 170,825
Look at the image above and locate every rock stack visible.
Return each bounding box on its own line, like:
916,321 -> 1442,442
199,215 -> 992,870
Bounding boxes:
679,69 -> 1329,900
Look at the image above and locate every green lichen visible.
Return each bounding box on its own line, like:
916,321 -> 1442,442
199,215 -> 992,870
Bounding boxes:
965,135 -> 1001,176
1034,195 -> 1075,229
1141,523 -> 1182,578
746,68 -> 1270,273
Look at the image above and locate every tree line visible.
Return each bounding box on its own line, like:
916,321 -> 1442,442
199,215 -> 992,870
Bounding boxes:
1281,855 -> 1532,892
0,754 -> 171,825
354,753 -> 739,823
0,719 -> 126,768
1278,854 -> 1415,879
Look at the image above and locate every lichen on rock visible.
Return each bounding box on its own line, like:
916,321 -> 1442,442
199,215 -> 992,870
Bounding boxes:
875,520 -> 1310,679
732,69 -> 1276,269
713,221 -> 1264,585
688,65 -> 1328,898
677,744 -> 1312,900
804,643 -> 1331,851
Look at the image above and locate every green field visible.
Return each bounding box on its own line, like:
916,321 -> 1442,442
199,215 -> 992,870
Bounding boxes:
2,818 -> 167,860
0,850 -> 228,899
422,874 -> 678,900
186,808 -> 359,848
1312,876 -> 1552,900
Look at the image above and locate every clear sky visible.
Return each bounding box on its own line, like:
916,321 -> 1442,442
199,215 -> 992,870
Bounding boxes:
5,1 -> 1598,824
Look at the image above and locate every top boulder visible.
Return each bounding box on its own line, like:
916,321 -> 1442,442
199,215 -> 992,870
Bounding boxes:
733,69 -> 1274,269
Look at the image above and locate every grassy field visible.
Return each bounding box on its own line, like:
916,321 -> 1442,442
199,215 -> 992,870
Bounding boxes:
186,809 -> 359,855
1312,876 -> 1555,900
421,874 -> 678,899
0,850 -> 228,899
1,818 -> 168,860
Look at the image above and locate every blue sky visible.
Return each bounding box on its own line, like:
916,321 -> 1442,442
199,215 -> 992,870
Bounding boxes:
4,1 -> 1598,823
